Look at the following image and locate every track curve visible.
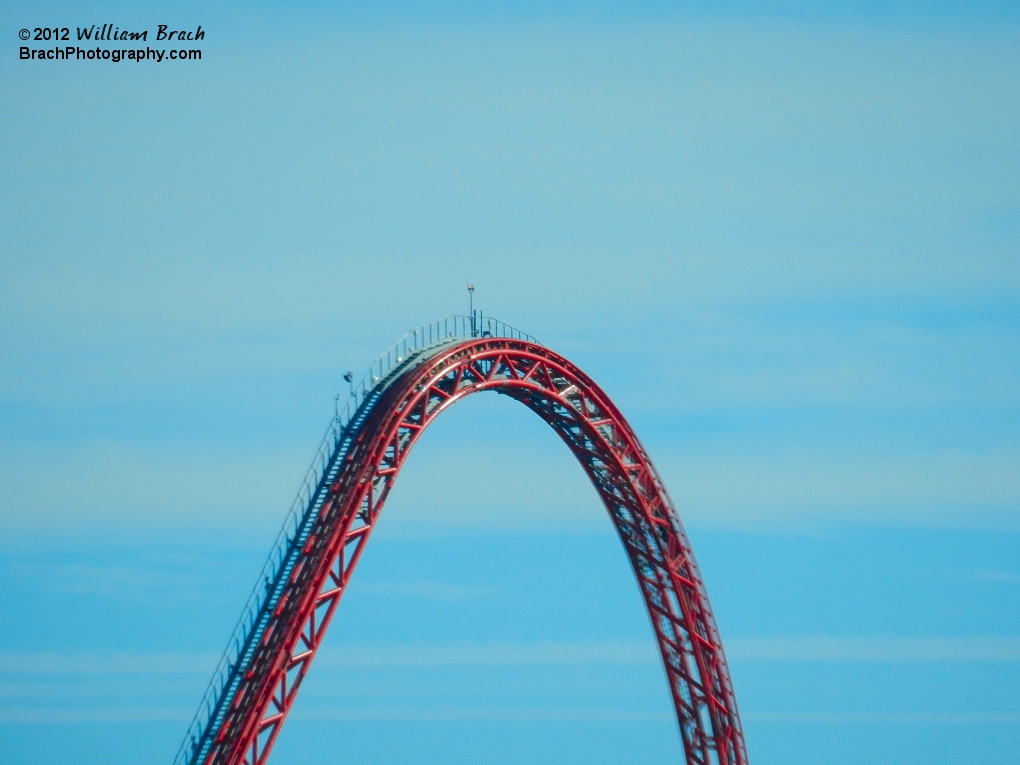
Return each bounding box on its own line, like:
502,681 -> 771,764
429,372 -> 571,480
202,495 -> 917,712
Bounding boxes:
179,329 -> 747,765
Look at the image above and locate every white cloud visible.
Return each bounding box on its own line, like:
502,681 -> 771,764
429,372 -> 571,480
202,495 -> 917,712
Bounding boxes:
0,441 -> 308,537
7,706 -> 1020,727
293,706 -> 670,722
962,569 -> 1020,584
313,640 -> 658,670
0,706 -> 193,723
726,635 -> 1020,663
8,635 -> 1019,683
744,712 -> 1020,725
661,451 -> 1020,531
355,581 -> 501,599
0,651 -> 218,676
2,432 -> 1017,537
379,441 -> 1020,533
0,24 -> 1015,544
6,637 -> 1020,727
0,702 -> 670,727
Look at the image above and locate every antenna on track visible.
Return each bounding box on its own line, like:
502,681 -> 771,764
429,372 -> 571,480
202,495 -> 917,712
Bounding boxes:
467,282 -> 476,337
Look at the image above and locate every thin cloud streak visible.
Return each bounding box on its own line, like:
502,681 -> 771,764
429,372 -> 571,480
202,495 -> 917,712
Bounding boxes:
727,635 -> 1020,663
6,635 -> 1020,680
745,712 -> 1020,725
296,706 -> 671,722
313,641 -> 658,669
0,706 -> 194,723
6,707 -> 1020,727
962,569 -> 1020,584
354,580 -> 502,599
0,651 -> 219,676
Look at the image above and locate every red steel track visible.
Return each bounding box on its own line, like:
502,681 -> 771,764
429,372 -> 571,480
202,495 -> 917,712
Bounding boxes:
198,336 -> 747,765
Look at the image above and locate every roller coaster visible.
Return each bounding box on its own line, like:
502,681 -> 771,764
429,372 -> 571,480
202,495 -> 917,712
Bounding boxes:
174,315 -> 747,765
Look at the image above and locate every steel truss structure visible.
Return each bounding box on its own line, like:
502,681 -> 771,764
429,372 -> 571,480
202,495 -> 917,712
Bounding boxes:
176,319 -> 747,765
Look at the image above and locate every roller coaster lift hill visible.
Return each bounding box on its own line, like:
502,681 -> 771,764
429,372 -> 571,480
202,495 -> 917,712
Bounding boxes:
174,291 -> 748,765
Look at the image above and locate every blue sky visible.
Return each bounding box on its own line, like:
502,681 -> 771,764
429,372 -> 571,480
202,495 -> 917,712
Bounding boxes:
1,1 -> 1018,764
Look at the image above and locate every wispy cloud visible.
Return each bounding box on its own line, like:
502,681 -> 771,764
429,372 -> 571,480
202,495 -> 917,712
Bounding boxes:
0,641 -> 656,686
659,451 -> 1020,531
355,580 -> 501,599
0,704 -> 670,725
295,706 -> 670,722
0,442 -> 308,537
6,707 -> 1020,727
727,635 -> 1020,663
0,651 -> 218,676
961,569 -> 1020,584
2,397 -> 1018,538
6,635 -> 1020,679
6,638 -> 1020,728
313,640 -> 657,669
744,712 -> 1020,725
9,561 -> 231,605
0,706 -> 194,723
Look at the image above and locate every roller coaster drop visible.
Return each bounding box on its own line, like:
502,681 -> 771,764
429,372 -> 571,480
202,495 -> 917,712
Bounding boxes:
175,315 -> 747,765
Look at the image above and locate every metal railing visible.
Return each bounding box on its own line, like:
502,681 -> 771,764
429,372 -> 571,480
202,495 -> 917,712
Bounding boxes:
174,314 -> 537,765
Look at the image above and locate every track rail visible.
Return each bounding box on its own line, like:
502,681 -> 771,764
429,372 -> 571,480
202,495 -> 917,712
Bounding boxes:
178,328 -> 747,765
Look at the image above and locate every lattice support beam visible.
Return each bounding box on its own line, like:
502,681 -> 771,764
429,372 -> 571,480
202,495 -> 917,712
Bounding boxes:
189,337 -> 747,765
